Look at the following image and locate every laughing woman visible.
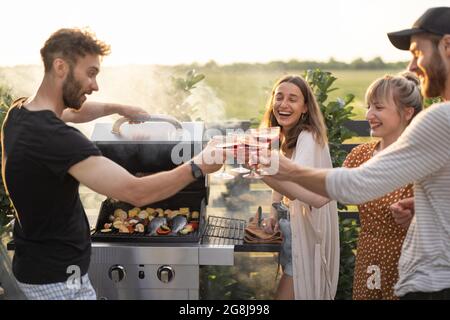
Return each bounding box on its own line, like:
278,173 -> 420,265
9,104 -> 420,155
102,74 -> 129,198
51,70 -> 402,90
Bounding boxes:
344,72 -> 423,300
260,75 -> 340,300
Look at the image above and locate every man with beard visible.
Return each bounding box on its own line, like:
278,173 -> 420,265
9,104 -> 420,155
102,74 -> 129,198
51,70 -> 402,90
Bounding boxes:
257,7 -> 450,299
1,28 -> 223,300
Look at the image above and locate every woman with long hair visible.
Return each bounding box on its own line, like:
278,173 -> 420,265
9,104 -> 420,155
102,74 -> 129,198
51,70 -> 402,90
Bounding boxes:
261,75 -> 340,300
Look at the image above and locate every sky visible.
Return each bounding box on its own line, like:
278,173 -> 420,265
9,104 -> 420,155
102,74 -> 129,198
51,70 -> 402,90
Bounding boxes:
1,0 -> 449,66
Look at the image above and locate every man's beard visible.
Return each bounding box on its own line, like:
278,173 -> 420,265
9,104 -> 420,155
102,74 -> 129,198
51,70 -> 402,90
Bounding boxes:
422,49 -> 446,98
62,69 -> 84,109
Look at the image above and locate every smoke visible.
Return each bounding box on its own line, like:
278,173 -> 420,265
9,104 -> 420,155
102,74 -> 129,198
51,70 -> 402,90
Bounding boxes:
0,64 -> 227,137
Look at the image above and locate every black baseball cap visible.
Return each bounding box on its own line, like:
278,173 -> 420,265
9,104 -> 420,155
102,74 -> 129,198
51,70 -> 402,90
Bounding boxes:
388,7 -> 450,50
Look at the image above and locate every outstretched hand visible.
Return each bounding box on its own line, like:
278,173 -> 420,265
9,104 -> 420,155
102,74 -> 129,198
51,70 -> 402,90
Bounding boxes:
192,138 -> 226,175
258,150 -> 297,180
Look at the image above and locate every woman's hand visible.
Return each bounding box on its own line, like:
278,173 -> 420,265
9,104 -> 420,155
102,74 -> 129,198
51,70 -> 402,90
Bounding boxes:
261,217 -> 279,234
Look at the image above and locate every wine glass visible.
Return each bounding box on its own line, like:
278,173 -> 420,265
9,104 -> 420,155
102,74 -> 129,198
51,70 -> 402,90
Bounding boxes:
242,136 -> 269,180
212,135 -> 235,180
228,132 -> 250,174
250,127 -> 280,149
250,127 -> 280,176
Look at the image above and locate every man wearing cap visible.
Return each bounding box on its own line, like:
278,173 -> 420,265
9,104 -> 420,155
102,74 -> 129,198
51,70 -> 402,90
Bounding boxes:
261,7 -> 450,299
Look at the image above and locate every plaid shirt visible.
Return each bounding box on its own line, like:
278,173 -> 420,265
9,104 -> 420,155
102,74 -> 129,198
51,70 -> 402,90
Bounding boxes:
17,274 -> 96,300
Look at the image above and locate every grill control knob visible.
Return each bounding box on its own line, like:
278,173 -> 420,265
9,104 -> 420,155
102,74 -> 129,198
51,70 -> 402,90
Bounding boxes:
157,265 -> 175,283
108,265 -> 126,283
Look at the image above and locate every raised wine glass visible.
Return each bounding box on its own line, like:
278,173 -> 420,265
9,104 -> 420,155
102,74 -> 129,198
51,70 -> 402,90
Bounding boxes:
212,135 -> 235,180
250,127 -> 280,176
228,132 -> 251,174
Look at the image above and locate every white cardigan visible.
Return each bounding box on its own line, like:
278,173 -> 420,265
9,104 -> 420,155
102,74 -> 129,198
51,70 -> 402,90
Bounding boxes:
290,131 -> 340,299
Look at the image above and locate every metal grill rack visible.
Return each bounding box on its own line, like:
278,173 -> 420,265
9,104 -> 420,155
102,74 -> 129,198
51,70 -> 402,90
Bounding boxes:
202,215 -> 246,246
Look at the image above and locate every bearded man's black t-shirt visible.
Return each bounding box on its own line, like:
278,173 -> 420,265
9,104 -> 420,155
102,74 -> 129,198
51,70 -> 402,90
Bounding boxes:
3,103 -> 101,284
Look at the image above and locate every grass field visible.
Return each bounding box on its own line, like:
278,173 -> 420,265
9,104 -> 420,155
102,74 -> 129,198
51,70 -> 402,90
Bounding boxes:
1,66 -> 403,122
201,68 -> 403,121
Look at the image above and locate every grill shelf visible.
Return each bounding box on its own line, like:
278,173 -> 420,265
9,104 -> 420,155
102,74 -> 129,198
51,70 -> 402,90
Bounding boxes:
201,215 -> 281,252
202,215 -> 246,246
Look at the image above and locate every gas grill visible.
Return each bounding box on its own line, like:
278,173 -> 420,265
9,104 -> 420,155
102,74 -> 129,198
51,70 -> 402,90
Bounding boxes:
88,116 -> 244,300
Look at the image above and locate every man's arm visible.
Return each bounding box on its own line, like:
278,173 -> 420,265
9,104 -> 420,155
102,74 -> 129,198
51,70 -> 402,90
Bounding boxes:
270,104 -> 450,204
390,197 -> 415,229
69,156 -> 195,207
68,140 -> 223,206
61,101 -> 149,123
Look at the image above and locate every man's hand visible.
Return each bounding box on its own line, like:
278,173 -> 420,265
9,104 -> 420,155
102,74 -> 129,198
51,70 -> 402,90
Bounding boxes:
117,104 -> 149,122
62,102 -> 149,123
258,150 -> 297,180
192,139 -> 225,174
390,197 -> 415,229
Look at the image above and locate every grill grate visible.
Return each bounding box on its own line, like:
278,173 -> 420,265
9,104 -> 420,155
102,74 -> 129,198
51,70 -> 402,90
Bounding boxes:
202,215 -> 246,246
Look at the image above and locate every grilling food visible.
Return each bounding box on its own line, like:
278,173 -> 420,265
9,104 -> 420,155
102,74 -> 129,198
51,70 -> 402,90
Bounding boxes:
179,224 -> 194,235
128,207 -> 140,218
128,219 -> 140,226
113,220 -> 124,229
188,221 -> 199,230
170,215 -> 188,234
114,209 -> 128,221
179,207 -> 190,215
135,223 -> 145,233
191,211 -> 200,220
137,210 -> 149,220
148,217 -> 167,235
118,225 -> 130,233
100,228 -> 112,233
156,224 -> 171,235
156,208 -> 164,217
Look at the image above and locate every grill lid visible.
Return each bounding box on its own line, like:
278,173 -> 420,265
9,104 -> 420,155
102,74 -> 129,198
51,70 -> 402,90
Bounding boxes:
90,119 -> 207,191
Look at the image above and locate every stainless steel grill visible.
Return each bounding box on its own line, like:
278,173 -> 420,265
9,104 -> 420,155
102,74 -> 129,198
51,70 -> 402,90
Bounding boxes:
88,118 -> 240,300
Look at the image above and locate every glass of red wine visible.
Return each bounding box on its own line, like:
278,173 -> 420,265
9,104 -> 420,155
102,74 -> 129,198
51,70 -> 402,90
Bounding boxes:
212,135 -> 236,180
246,127 -> 280,177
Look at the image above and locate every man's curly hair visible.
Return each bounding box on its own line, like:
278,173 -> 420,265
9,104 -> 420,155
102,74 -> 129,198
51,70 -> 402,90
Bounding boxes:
40,28 -> 111,72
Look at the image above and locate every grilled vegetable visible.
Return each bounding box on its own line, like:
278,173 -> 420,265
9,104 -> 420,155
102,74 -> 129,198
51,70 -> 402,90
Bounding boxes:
100,228 -> 112,233
138,210 -> 149,220
179,224 -> 194,235
155,208 -> 164,217
135,223 -> 145,233
113,220 -> 123,229
114,209 -> 128,221
179,207 -> 190,215
188,221 -> 199,230
118,225 -> 130,233
156,224 -> 171,235
191,211 -> 200,220
128,219 -> 140,226
128,207 -> 140,218
145,207 -> 155,215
